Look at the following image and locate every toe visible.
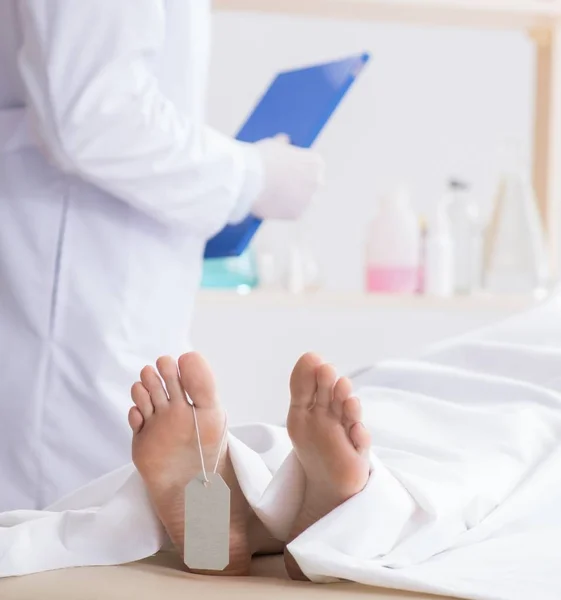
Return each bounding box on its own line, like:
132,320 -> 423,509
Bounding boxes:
156,356 -> 186,405
349,422 -> 371,454
315,363 -> 337,409
289,353 -> 322,409
343,396 -> 362,427
140,366 -> 169,410
128,407 -> 144,434
331,377 -> 352,418
178,352 -> 218,409
131,382 -> 154,419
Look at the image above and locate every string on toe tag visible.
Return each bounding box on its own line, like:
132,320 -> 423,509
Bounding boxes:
184,394 -> 230,571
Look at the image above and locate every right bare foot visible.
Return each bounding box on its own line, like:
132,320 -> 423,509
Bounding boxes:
285,353 -> 372,580
128,352 -> 251,576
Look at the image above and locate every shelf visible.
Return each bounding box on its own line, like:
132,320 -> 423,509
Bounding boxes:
196,289 -> 540,313
214,0 -> 561,31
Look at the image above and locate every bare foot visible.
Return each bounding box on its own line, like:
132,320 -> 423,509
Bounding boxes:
129,352 -> 251,575
284,353 -> 371,580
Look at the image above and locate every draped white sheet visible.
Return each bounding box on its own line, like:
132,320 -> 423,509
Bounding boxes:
3,294 -> 561,600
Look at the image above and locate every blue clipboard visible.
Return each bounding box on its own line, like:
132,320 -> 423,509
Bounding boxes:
204,52 -> 370,259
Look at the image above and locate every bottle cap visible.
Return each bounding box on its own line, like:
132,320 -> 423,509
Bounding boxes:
448,178 -> 470,191
380,184 -> 411,210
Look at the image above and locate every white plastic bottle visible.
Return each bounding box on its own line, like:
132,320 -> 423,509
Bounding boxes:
286,244 -> 306,294
365,186 -> 420,294
424,204 -> 454,297
445,180 -> 483,295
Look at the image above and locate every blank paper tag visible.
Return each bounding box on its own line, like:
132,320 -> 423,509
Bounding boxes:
184,472 -> 230,571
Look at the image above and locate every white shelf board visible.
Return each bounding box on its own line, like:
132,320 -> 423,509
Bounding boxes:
196,289 -> 539,313
214,0 -> 561,30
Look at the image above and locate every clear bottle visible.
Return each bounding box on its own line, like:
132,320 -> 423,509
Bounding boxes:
484,155 -> 549,294
445,180 -> 483,295
365,186 -> 420,294
417,215 -> 428,294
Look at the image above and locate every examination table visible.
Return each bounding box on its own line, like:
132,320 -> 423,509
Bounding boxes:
0,551 -> 454,600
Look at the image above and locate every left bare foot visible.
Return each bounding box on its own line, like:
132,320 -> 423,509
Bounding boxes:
129,352 -> 252,576
285,353 -> 371,580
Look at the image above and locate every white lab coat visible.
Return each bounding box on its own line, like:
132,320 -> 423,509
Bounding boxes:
0,0 -> 261,511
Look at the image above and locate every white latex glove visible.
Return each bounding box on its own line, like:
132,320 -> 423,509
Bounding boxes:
251,137 -> 325,220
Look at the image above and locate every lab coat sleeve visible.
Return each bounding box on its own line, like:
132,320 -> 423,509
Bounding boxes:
16,0 -> 262,236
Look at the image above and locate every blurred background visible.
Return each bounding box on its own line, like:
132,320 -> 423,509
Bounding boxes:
208,13 -> 532,292
194,2 -> 559,424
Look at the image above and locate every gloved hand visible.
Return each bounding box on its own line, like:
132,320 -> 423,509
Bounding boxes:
251,137 -> 325,220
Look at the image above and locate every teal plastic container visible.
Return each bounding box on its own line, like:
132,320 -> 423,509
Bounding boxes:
201,250 -> 259,290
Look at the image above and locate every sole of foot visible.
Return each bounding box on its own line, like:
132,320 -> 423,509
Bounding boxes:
129,352 -> 251,576
284,353 -> 371,580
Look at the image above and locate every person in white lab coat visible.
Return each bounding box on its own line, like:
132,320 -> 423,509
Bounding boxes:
0,0 -> 324,512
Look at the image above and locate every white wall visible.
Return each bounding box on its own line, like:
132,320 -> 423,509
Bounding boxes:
192,293 -> 531,425
207,12 -> 535,292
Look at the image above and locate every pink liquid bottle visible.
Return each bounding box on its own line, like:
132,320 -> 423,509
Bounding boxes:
365,186 -> 421,294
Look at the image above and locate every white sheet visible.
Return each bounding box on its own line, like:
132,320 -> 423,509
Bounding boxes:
3,294 -> 561,600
